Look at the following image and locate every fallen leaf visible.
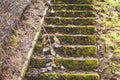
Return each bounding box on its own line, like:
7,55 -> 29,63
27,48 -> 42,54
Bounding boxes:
43,47 -> 50,52
53,36 -> 60,45
50,47 -> 56,56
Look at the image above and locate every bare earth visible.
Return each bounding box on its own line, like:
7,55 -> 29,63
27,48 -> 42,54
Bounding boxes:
2,0 -> 47,80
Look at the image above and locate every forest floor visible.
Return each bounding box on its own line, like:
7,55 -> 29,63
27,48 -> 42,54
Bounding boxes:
2,0 -> 46,80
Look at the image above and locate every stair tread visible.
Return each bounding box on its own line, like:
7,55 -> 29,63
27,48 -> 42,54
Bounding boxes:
26,68 -> 98,74
36,44 -> 96,47
45,17 -> 95,25
39,34 -> 96,45
44,25 -> 95,27
46,24 -> 96,26
29,57 -> 98,71
32,56 -> 98,60
32,55 -> 99,60
25,72 -> 99,80
34,45 -> 97,57
51,4 -> 93,10
47,10 -> 94,17
51,0 -> 93,4
45,17 -> 94,19
42,34 -> 95,36
48,10 -> 94,12
51,3 -> 93,6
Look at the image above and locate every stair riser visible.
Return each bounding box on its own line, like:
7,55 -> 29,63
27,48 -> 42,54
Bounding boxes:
51,0 -> 93,4
45,18 -> 95,25
39,35 -> 96,45
47,11 -> 94,17
25,74 -> 99,80
43,26 -> 95,35
51,5 -> 93,10
30,58 -> 98,71
34,46 -> 97,57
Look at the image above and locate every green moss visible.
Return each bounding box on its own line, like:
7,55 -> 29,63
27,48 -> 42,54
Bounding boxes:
34,45 -> 43,53
45,17 -> 95,25
30,58 -> 98,71
34,45 -> 97,57
43,26 -> 95,35
47,35 -> 96,45
55,58 -> 98,71
10,35 -> 18,47
51,0 -> 93,4
47,10 -> 94,17
30,58 -> 48,68
52,4 -> 93,10
25,73 -> 99,80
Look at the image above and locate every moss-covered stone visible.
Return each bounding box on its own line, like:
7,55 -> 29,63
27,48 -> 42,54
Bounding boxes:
25,73 -> 99,80
34,45 -> 97,57
45,17 -> 95,25
43,26 -> 95,35
55,58 -> 98,71
42,35 -> 96,45
30,57 -> 98,71
30,58 -> 47,68
51,4 -> 93,10
51,0 -> 93,4
47,10 -> 95,17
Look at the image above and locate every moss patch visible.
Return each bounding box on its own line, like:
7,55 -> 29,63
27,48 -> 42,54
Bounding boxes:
55,58 -> 98,71
47,10 -> 94,17
42,35 -> 96,45
51,0 -> 93,4
43,26 -> 95,35
45,17 -> 95,25
51,4 -> 93,10
34,45 -> 97,57
30,57 -> 98,71
25,73 -> 99,80
30,58 -> 47,68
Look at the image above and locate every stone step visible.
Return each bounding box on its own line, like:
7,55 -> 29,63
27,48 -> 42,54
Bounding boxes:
34,45 -> 97,57
45,17 -> 95,25
43,26 -> 95,35
30,57 -> 98,71
25,73 -> 99,80
51,4 -> 93,10
47,10 -> 94,17
51,0 -> 93,4
39,34 -> 96,45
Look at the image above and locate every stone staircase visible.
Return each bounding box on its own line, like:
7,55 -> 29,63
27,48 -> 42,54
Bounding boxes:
24,0 -> 99,80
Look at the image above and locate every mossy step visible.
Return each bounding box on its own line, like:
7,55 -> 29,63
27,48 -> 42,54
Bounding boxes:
40,34 -> 96,45
47,10 -> 94,17
51,4 -> 93,10
51,0 -> 93,4
25,73 -> 99,80
30,57 -> 98,71
34,45 -> 97,57
43,26 -> 95,35
45,17 -> 95,25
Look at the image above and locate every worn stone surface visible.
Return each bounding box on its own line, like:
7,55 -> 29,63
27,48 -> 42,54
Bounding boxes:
34,45 -> 97,57
51,0 -> 93,4
51,4 -> 93,10
43,26 -> 95,35
47,10 -> 94,17
45,17 -> 95,25
26,73 -> 99,80
30,57 -> 98,71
